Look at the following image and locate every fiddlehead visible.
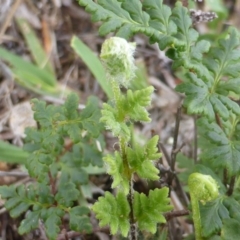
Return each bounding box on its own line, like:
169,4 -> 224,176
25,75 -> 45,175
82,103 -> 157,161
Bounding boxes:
188,173 -> 219,240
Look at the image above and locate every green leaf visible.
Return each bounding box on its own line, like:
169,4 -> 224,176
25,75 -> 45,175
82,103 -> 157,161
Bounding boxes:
103,152 -> 130,195
80,96 -> 102,138
82,164 -> 106,174
130,59 -> 149,91
0,140 -> 28,164
62,93 -> 82,142
143,0 -> 176,35
0,185 -> 16,198
71,36 -> 113,98
69,206 -> 92,233
198,118 -> 240,176
44,210 -> 62,240
176,153 -> 195,185
60,140 -> 102,184
101,103 -> 130,140
78,0 -> 131,37
101,86 -> 154,140
55,182 -> 79,207
222,197 -> 240,222
16,18 -> 55,75
221,218 -> 240,240
127,136 -> 160,180
200,197 -> 229,237
122,0 -> 149,25
77,0 -> 184,50
60,151 -> 89,185
206,28 -> 240,79
176,72 -> 239,121
217,78 -> 240,95
208,236 -> 222,240
31,99 -> 62,128
191,40 -> 211,60
0,47 -> 62,96
99,19 -> 123,38
92,191 -> 130,237
18,211 -> 40,235
145,135 -> 162,159
123,86 -> 154,122
176,28 -> 240,120
63,93 -> 79,120
172,2 -> 198,46
133,188 -> 172,233
10,202 -> 31,218
0,46 -> 56,87
37,184 -> 54,204
81,142 -> 103,167
26,153 -> 50,181
0,185 -> 32,218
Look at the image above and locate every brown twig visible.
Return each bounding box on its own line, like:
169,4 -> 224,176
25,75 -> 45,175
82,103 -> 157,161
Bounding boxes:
166,106 -> 182,190
223,168 -> 228,187
226,176 -> 235,196
48,172 -> 57,196
174,176 -> 190,206
164,209 -> 190,221
159,142 -> 189,206
159,142 -> 171,166
170,106 -> 182,171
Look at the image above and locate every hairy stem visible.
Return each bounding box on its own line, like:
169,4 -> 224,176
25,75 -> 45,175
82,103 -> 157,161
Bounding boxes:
128,178 -> 137,240
119,136 -> 137,239
189,191 -> 203,240
111,79 -> 121,105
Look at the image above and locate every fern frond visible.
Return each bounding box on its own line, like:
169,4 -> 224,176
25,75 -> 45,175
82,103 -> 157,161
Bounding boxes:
69,206 -> 92,233
123,86 -> 154,122
92,191 -> 130,237
78,0 -> 190,49
133,188 -> 172,233
101,103 -> 131,140
205,28 -> 240,79
78,0 -> 140,38
198,118 -> 240,175
177,28 -> 240,121
103,152 -> 130,194
127,136 -> 160,180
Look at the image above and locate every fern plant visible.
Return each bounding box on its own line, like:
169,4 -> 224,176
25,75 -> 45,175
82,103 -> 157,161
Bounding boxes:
92,36 -> 172,239
0,93 -> 103,239
77,0 -> 240,239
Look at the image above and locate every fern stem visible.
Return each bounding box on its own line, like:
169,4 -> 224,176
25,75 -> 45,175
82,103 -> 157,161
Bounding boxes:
189,192 -> 203,240
128,177 -> 137,240
119,132 -> 136,239
119,135 -> 137,239
111,79 -> 121,104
